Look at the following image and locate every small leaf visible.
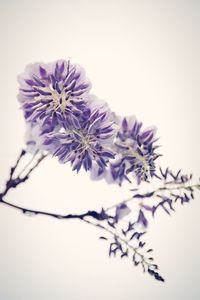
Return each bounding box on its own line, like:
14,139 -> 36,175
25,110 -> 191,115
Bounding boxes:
147,249 -> 153,253
137,209 -> 148,227
99,236 -> 108,240
148,268 -> 165,282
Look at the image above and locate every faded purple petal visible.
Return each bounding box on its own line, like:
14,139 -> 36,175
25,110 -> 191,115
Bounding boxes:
137,209 -> 148,227
115,203 -> 131,222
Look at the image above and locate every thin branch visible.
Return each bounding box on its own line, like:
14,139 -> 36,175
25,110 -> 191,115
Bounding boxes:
25,153 -> 47,177
0,152 -> 47,199
82,218 -> 161,280
17,150 -> 39,177
0,197 -> 112,221
10,149 -> 26,179
105,183 -> 200,212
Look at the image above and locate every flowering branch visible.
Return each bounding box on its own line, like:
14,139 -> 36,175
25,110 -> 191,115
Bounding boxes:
0,177 -> 164,282
106,167 -> 200,226
1,148 -> 199,284
1,58 -> 199,283
2,151 -> 198,283
0,150 -> 164,282
106,182 -> 200,212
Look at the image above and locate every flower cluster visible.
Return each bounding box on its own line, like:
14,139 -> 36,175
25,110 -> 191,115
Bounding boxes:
1,58 -> 196,283
18,60 -> 91,125
18,59 -> 160,182
109,116 -> 160,184
43,104 -> 116,172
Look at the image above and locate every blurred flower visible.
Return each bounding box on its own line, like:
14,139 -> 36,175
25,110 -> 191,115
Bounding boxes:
43,99 -> 117,172
18,59 -> 91,126
115,202 -> 131,222
109,116 -> 160,185
24,122 -> 44,154
24,120 -> 59,155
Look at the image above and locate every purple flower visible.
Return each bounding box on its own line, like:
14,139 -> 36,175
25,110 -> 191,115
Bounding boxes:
115,203 -> 131,222
109,116 -> 160,185
18,59 -> 91,126
43,100 -> 117,172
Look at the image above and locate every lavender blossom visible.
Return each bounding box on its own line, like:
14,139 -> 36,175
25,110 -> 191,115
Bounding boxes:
115,203 -> 131,222
18,59 -> 91,126
109,116 -> 160,185
43,100 -> 117,172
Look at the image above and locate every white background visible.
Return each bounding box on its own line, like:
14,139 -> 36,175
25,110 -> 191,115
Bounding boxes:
0,0 -> 200,299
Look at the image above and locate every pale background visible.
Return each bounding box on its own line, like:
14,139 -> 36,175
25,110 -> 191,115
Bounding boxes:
0,0 -> 200,299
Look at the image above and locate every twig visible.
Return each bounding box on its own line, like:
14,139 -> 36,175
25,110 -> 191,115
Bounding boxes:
0,198 -> 110,221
